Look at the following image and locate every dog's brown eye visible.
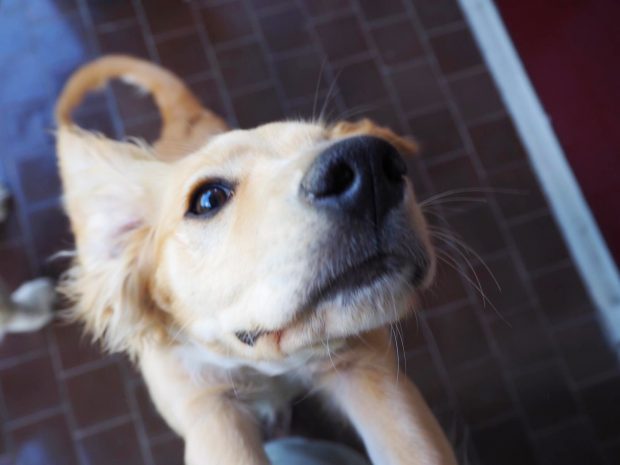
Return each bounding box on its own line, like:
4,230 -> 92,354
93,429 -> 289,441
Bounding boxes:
188,183 -> 233,217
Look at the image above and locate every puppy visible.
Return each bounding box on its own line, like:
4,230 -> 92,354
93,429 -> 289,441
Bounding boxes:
55,55 -> 457,465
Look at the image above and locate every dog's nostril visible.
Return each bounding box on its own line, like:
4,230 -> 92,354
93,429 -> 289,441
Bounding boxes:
382,151 -> 407,183
319,162 -> 355,198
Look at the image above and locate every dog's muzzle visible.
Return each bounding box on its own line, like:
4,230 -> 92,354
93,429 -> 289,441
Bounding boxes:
235,137 -> 428,348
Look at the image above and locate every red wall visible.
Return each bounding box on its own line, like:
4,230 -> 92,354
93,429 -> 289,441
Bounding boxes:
496,0 -> 620,264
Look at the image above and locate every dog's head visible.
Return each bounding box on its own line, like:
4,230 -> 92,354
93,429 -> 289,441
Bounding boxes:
58,118 -> 434,365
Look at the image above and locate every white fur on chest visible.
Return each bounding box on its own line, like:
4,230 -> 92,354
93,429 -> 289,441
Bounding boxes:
175,339 -> 317,376
173,342 -> 310,432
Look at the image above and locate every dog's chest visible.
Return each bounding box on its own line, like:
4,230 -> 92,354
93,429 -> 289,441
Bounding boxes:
235,368 -> 304,437
175,344 -> 307,436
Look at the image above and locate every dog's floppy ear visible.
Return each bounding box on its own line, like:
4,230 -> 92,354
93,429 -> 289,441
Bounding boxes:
329,118 -> 418,156
57,128 -> 168,354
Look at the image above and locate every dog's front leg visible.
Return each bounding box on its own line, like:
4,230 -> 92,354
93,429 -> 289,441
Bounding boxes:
183,396 -> 270,465
140,348 -> 270,465
317,330 -> 457,465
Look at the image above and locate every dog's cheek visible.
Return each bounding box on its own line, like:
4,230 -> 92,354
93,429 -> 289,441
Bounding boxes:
403,186 -> 436,286
150,269 -> 174,318
152,239 -> 202,328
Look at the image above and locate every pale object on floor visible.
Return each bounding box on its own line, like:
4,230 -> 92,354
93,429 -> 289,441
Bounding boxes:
265,438 -> 370,465
0,278 -> 56,340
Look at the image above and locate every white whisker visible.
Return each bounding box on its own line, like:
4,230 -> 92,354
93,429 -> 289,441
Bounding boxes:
430,227 -> 501,291
420,187 -> 526,207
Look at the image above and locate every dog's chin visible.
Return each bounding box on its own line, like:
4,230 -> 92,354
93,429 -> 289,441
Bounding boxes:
303,253 -> 426,311
233,255 -> 428,356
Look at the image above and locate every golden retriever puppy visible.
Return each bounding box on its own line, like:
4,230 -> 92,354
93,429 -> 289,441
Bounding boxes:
55,55 -> 456,465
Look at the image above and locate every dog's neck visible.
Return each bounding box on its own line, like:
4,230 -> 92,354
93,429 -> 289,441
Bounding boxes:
169,331 -> 321,379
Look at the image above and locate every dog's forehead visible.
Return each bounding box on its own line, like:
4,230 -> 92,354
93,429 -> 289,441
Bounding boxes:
198,121 -> 325,162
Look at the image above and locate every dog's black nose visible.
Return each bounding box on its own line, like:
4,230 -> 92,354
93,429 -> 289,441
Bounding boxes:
301,136 -> 407,224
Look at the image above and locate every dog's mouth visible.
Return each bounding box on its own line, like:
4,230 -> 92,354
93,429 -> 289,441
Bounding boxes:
235,253 -> 426,347
303,253 -> 415,310
235,329 -> 277,347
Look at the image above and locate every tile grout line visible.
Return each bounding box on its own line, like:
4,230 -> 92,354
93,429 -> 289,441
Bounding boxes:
402,101 -> 453,120
441,63 -> 488,83
0,348 -> 49,371
150,25 -> 198,42
378,55 -> 433,74
310,7 -> 358,25
550,311 -> 616,333
93,17 -> 137,34
464,108 -> 508,127
148,430 -> 180,446
326,50 -> 375,70
71,414 -> 134,440
4,405 -> 67,431
525,258 -> 579,280
420,296 -> 472,318
469,409 -> 522,432
197,0 -> 237,8
229,80 -> 278,98
60,356 -> 121,380
424,20 -> 469,37
209,34 -> 256,52
257,44 -> 317,61
252,1 -> 291,18
421,148 -> 472,167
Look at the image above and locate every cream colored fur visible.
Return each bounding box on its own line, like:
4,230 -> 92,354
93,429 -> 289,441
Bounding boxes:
55,55 -> 456,465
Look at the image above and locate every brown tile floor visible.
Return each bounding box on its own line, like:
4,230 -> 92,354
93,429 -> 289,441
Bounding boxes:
0,1 -> 619,464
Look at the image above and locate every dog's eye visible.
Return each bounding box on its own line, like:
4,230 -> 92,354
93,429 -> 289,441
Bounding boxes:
188,183 -> 233,217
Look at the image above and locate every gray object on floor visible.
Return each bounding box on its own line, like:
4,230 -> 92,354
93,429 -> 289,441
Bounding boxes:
266,437 -> 370,465
0,278 -> 55,340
